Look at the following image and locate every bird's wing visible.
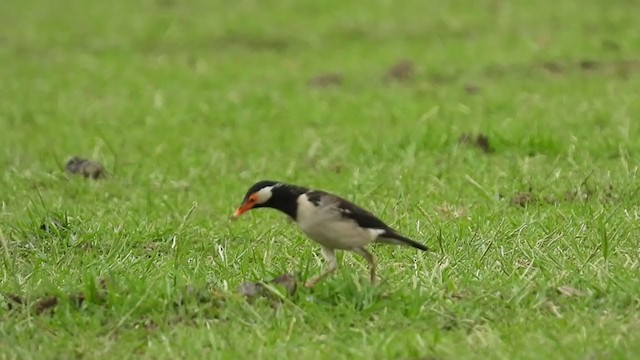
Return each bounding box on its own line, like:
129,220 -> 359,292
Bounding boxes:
305,190 -> 393,231
305,189 -> 429,251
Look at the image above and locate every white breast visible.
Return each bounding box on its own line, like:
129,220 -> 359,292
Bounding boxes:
295,193 -> 382,249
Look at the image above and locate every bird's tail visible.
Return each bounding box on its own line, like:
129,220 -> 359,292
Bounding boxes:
377,232 -> 429,251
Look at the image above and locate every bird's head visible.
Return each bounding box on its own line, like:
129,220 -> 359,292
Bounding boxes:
231,180 -> 281,219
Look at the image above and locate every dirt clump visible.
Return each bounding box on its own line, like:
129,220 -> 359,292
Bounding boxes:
458,133 -> 493,153
65,156 -> 106,179
384,59 -> 415,83
34,296 -> 58,314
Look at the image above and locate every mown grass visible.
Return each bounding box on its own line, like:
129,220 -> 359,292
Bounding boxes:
1,0 -> 640,359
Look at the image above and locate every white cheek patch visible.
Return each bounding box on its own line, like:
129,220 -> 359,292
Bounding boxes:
255,186 -> 274,204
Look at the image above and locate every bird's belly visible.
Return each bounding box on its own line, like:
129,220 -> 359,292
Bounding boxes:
299,220 -> 376,250
296,193 -> 378,249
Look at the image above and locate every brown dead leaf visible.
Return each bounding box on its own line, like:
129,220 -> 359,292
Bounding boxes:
556,285 -> 586,297
544,300 -> 562,318
270,273 -> 297,296
238,273 -> 298,302
540,61 -> 565,74
308,73 -> 343,88
4,294 -> 24,310
601,40 -> 620,52
39,217 -> 68,233
384,59 -> 415,83
34,296 -> 58,314
237,281 -> 263,299
448,292 -> 466,300
579,60 -> 601,71
435,204 -> 469,219
329,164 -> 344,174
174,284 -> 223,308
69,292 -> 86,307
99,277 -> 108,291
510,192 -> 536,207
464,84 -> 482,95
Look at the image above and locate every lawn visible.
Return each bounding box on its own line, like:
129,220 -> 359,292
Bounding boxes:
1,0 -> 640,359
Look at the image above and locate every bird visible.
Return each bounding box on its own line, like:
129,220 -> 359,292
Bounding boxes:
231,180 -> 428,288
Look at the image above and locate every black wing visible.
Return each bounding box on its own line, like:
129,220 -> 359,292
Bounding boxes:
305,190 -> 429,252
305,190 -> 393,230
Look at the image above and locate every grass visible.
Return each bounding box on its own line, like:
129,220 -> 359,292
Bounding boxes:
1,0 -> 640,358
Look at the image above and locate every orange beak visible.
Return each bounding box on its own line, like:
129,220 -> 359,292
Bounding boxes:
231,200 -> 254,220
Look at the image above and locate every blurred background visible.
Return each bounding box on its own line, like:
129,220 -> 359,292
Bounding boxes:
1,0 -> 639,229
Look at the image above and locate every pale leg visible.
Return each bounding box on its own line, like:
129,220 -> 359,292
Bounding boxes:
353,247 -> 377,284
305,246 -> 337,288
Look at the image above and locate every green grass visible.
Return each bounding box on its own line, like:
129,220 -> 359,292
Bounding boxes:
1,0 -> 640,358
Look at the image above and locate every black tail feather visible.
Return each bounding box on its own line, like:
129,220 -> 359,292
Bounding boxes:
377,231 -> 429,251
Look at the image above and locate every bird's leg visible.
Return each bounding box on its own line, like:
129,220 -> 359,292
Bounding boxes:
353,247 -> 377,284
305,247 -> 337,288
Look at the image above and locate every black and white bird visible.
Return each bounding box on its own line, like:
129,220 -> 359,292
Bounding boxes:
231,180 -> 428,288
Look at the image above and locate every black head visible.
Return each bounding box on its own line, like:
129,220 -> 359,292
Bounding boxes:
232,180 -> 307,220
241,180 -> 279,202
